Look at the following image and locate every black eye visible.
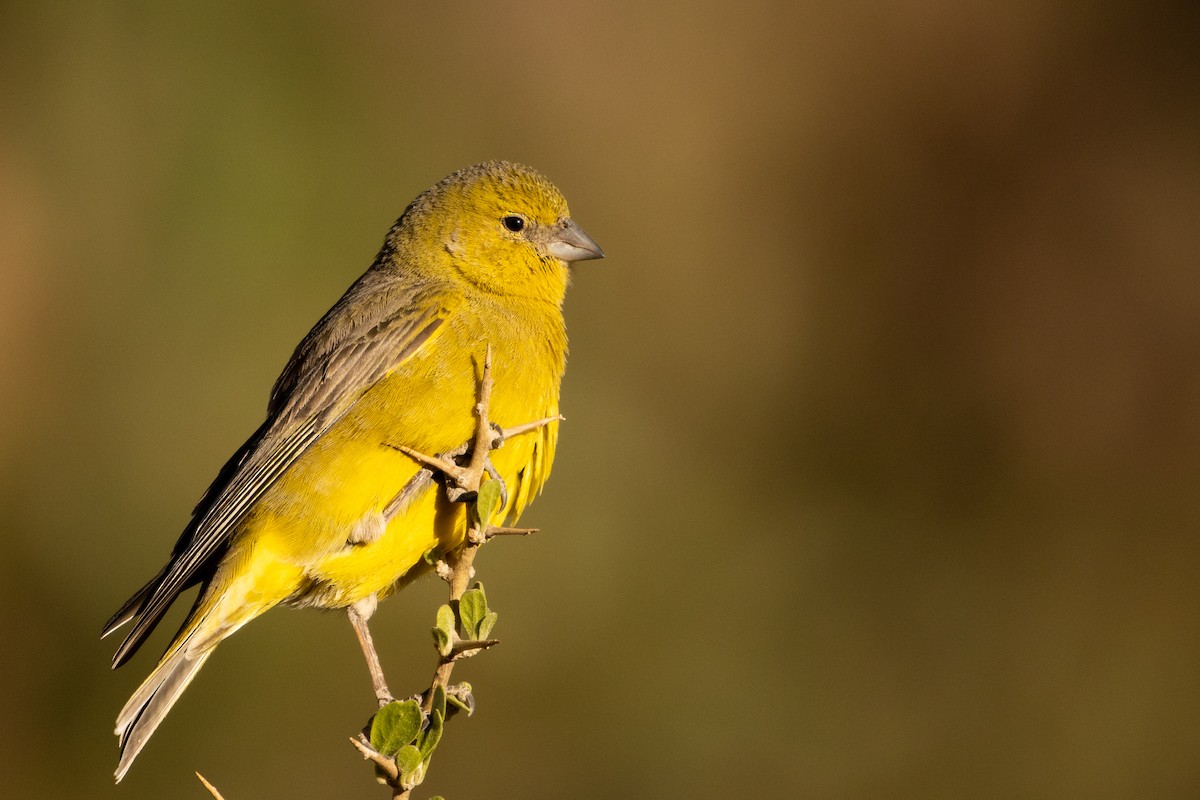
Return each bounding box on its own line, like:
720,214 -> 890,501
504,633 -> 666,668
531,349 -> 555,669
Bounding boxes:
502,215 -> 526,233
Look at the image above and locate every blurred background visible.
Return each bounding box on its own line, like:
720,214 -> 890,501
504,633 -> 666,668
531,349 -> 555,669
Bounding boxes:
2,1 -> 1199,797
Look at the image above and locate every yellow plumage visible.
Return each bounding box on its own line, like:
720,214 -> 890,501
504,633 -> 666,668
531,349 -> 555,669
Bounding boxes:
104,161 -> 602,780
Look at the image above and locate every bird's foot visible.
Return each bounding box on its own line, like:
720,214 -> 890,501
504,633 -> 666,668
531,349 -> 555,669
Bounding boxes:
348,596 -> 394,706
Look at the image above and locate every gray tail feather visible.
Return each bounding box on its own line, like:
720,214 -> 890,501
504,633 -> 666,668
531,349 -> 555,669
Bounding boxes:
102,574 -> 156,640
114,643 -> 213,782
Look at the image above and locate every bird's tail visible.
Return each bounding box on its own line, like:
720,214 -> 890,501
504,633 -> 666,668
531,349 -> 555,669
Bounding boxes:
114,643 -> 213,781
112,538 -> 298,781
113,592 -> 239,782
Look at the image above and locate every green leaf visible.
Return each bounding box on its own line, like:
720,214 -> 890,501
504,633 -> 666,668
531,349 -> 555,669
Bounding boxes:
475,479 -> 502,528
431,683 -> 447,719
395,744 -> 425,788
436,603 -> 456,636
434,603 -> 456,655
432,625 -> 451,657
369,700 -> 423,756
419,708 -> 444,758
478,610 -> 499,640
459,587 -> 487,639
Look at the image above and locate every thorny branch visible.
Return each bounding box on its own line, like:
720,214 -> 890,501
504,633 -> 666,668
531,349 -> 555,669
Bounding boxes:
352,346 -> 551,799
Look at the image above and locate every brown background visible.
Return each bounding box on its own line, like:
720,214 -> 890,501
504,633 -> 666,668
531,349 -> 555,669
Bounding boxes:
2,2 -> 1198,798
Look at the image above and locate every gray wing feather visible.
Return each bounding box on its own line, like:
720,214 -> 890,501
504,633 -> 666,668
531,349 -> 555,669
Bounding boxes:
108,271 -> 457,667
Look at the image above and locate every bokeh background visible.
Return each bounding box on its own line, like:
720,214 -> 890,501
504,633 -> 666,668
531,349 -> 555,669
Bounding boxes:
2,1 -> 1199,797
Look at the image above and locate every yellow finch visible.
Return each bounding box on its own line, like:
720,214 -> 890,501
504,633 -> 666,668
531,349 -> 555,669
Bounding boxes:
104,161 -> 602,781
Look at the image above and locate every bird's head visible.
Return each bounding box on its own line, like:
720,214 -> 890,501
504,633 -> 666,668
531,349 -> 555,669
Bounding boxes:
393,160 -> 603,305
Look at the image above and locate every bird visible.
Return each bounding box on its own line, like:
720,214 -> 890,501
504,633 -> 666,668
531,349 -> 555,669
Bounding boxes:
103,160 -> 603,781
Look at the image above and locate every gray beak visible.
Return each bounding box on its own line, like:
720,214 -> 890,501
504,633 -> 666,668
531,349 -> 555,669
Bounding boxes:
546,219 -> 605,263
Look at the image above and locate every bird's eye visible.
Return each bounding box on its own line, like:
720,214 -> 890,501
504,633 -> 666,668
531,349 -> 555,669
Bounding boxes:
502,215 -> 526,233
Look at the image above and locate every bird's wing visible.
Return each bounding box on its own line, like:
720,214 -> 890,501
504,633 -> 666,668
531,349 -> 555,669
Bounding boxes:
107,271 -> 461,667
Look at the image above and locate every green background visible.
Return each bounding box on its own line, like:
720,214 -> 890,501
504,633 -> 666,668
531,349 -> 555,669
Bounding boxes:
2,2 -> 1199,797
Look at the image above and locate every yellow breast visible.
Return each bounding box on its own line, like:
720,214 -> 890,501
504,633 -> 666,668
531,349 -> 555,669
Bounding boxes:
222,294 -> 565,610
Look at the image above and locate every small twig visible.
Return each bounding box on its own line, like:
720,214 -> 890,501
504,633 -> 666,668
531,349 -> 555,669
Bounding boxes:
465,524 -> 537,545
461,346 -> 500,490
423,534 -> 481,713
497,414 -> 564,441
351,735 -> 400,782
484,525 -> 539,538
449,638 -> 501,658
195,772 -> 227,800
386,443 -> 470,486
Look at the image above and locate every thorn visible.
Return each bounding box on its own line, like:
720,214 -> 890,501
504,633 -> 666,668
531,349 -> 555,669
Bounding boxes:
196,772 -> 227,800
486,525 -> 539,538
450,638 -> 501,659
498,414 -> 564,440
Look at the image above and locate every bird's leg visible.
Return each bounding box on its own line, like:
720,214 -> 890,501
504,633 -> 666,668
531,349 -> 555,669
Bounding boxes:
347,595 -> 393,707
